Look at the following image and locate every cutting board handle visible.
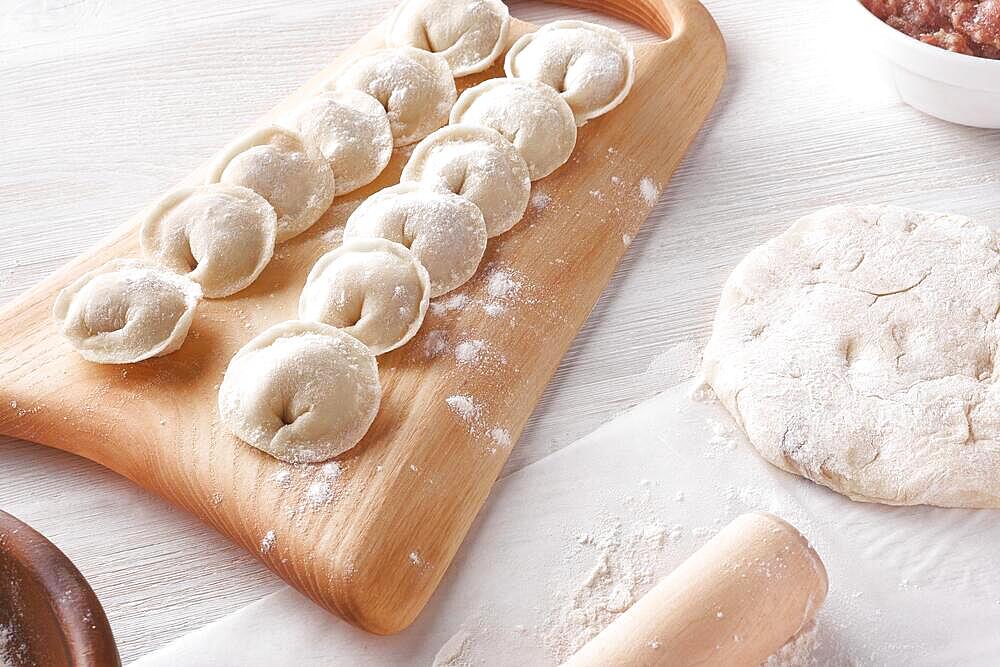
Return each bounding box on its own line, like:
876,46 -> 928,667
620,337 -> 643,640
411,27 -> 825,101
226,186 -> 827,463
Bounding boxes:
547,0 -> 721,48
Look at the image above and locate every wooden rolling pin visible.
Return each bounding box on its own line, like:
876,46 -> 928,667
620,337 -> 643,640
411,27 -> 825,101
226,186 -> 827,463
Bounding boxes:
563,512 -> 827,667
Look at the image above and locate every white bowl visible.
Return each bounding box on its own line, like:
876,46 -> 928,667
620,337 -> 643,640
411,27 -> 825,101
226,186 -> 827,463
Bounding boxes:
841,0 -> 1000,128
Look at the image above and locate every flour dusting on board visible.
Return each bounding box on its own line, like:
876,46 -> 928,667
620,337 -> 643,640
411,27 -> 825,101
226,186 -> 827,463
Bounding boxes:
424,330 -> 448,358
454,339 -> 486,365
447,395 -> 480,422
639,177 -> 658,206
530,191 -> 552,211
260,530 -> 276,554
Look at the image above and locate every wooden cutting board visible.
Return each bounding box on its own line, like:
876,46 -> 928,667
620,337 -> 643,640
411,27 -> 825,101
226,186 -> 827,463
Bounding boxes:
0,0 -> 725,635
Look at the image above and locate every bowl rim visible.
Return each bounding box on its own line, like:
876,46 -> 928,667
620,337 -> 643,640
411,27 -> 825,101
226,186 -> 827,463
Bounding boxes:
0,509 -> 121,667
842,0 -> 1000,72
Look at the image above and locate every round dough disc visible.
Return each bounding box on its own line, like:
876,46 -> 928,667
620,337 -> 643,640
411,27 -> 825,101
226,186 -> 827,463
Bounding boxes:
449,77 -> 576,181
287,89 -> 394,196
504,20 -> 636,126
401,124 -> 530,238
335,47 -> 457,147
343,182 -> 487,296
703,205 -> 1000,508
218,320 -> 381,463
140,184 -> 277,298
206,125 -> 335,243
385,0 -> 510,76
299,238 -> 431,354
53,259 -> 202,364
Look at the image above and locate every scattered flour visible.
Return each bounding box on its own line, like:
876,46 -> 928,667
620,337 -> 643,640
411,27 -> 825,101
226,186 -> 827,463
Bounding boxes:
482,302 -> 505,317
454,339 -> 486,365
424,330 -> 448,358
540,510 -> 683,662
763,622 -> 820,666
260,530 -> 276,554
489,428 -> 512,448
639,177 -> 658,206
446,395 -> 480,422
432,630 -> 472,667
430,293 -> 469,316
530,191 -> 552,210
705,418 -> 739,456
271,469 -> 292,487
306,480 -> 333,506
409,551 -> 424,567
485,268 -> 521,300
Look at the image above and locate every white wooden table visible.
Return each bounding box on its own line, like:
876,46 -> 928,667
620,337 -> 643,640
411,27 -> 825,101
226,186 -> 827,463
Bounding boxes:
1,0 -> 998,662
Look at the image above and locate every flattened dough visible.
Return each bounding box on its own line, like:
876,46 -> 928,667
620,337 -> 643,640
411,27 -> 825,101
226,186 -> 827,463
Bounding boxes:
386,0 -> 510,76
336,47 -> 457,147
53,259 -> 202,364
401,124 -> 530,237
218,320 -> 381,463
343,182 -> 487,296
299,238 -> 431,354
206,125 -> 335,243
505,20 -> 635,125
140,184 -> 277,298
287,89 -> 394,196
703,205 -> 1000,508
449,77 -> 576,180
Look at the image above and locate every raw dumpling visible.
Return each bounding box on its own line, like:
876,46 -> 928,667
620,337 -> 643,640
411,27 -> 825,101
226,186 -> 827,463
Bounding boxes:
385,0 -> 510,76
343,182 -> 487,296
286,89 -> 393,196
401,124 -> 530,238
335,47 -> 457,147
218,320 -> 380,463
449,78 -> 576,180
504,20 -> 636,126
205,126 -> 335,243
139,184 -> 277,298
299,238 -> 431,354
53,259 -> 201,364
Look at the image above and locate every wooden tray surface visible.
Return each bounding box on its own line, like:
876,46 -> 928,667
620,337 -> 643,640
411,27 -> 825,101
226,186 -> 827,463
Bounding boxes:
0,0 -> 725,634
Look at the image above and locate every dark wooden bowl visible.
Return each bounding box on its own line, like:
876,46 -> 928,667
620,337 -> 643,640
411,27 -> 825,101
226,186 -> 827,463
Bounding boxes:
0,509 -> 120,666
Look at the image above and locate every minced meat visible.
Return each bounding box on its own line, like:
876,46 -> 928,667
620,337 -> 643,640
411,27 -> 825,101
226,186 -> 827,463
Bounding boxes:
861,0 -> 1000,58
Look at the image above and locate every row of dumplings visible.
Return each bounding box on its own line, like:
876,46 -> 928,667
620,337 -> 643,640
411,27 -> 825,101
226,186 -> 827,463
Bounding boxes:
53,0 -> 636,465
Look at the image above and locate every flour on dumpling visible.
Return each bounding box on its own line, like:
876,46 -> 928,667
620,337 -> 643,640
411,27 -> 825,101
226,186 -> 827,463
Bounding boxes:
336,47 -> 457,147
505,20 -> 635,126
386,0 -> 510,76
53,259 -> 201,364
299,238 -> 431,354
402,124 -> 530,238
140,184 -> 277,298
286,89 -> 393,196
206,126 -> 335,242
449,78 -> 576,181
218,320 -> 381,463
343,182 -> 487,296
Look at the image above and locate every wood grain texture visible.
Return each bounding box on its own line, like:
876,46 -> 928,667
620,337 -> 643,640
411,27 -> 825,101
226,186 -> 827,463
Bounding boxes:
0,0 -> 725,635
3,0 -> 998,661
